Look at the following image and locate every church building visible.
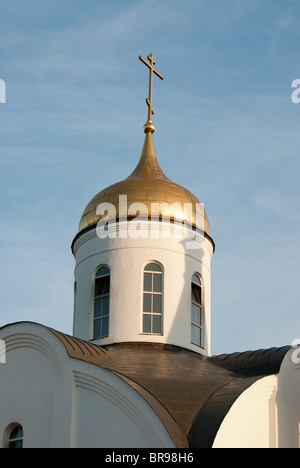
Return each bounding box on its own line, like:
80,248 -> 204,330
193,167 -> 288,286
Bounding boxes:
0,55 -> 299,449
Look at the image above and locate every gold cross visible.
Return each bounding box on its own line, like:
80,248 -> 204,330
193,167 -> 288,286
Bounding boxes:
139,54 -> 164,132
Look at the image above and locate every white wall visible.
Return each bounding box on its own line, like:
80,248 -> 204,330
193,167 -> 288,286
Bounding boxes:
0,323 -> 73,448
72,222 -> 214,355
213,375 -> 278,449
0,322 -> 175,448
213,349 -> 300,448
276,348 -> 300,448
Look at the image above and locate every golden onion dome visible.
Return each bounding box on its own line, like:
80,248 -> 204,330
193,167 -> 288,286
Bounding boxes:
78,131 -> 211,237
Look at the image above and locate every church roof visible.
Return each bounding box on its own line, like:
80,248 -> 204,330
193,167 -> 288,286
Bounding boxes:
49,327 -> 290,448
76,132 -> 211,243
76,54 -> 211,241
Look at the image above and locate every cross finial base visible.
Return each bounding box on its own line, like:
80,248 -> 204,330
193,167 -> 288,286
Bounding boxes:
143,120 -> 156,134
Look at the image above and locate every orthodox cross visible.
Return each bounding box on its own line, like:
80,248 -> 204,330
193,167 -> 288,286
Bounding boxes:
139,54 -> 164,126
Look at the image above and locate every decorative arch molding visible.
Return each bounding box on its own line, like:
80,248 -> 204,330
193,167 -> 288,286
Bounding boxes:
3,332 -> 64,383
73,370 -> 171,448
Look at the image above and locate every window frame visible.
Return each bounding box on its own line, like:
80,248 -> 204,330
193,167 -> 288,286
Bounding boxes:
93,266 -> 110,339
3,424 -> 24,449
142,262 -> 164,335
191,273 -> 204,348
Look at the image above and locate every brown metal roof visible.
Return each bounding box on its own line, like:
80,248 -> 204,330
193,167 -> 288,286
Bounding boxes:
209,346 -> 291,377
49,328 -> 290,448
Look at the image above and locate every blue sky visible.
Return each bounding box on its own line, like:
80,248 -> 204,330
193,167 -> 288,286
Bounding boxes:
0,0 -> 299,354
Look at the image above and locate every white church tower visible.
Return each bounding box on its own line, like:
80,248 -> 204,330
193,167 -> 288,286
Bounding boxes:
71,54 -> 215,356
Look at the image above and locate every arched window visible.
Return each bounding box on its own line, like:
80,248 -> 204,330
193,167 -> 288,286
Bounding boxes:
191,274 -> 204,347
7,425 -> 23,448
143,263 -> 163,334
94,266 -> 110,339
